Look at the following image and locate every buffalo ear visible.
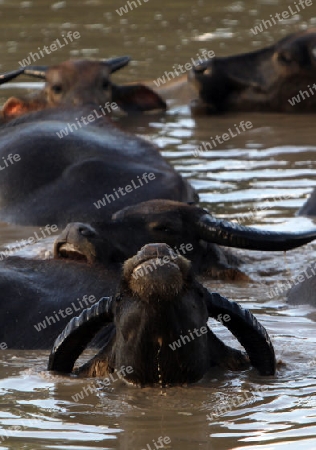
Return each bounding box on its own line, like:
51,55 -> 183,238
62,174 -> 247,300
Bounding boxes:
2,97 -> 28,119
112,84 -> 167,112
2,96 -> 45,119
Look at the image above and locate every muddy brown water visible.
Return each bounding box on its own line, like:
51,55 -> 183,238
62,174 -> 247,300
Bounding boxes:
0,1 -> 316,449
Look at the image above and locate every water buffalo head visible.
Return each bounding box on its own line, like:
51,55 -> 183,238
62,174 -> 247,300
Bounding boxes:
0,57 -> 166,119
48,243 -> 276,385
54,199 -> 316,278
189,29 -> 316,113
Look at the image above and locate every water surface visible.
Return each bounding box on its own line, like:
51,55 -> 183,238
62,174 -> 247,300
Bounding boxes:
0,1 -> 316,449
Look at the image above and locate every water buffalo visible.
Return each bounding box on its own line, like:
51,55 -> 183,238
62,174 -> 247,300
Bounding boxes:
0,57 -> 166,119
55,199 -> 316,279
48,243 -> 276,385
0,254 -> 122,349
188,29 -> 316,113
286,191 -> 316,305
0,59 -> 197,225
287,192 -> 316,305
2,197 -> 315,350
298,188 -> 316,217
287,272 -> 316,307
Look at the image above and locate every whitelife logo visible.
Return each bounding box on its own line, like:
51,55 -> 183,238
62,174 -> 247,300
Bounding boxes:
18,31 -> 81,67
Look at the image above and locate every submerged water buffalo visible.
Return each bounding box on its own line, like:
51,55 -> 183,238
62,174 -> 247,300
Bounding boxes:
48,243 -> 276,385
0,57 -> 165,119
0,106 -> 195,226
2,198 -> 316,350
298,188 -> 316,217
285,189 -> 316,305
286,192 -> 316,305
0,255 -> 121,349
0,59 -> 197,225
287,270 -> 316,307
188,29 -> 316,113
55,199 -> 316,279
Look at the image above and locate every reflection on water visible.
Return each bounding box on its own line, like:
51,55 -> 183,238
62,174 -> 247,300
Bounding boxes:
1,0 -> 316,449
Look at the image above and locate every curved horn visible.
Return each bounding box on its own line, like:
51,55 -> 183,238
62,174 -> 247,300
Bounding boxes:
102,56 -> 130,73
197,213 -> 316,251
203,288 -> 276,375
0,68 -> 25,85
48,296 -> 114,373
23,66 -> 48,79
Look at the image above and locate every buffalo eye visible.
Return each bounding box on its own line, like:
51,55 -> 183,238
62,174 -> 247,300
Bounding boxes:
51,84 -> 63,94
277,51 -> 292,65
152,224 -> 174,234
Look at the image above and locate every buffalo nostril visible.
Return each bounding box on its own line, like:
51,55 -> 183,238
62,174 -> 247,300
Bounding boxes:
193,67 -> 204,74
193,63 -> 209,74
195,67 -> 212,76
